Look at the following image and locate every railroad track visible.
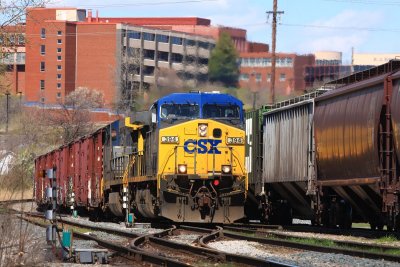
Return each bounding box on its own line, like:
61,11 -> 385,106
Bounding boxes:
22,213 -> 294,266
132,225 -> 292,266
21,213 -> 188,266
229,222 -> 400,240
217,225 -> 400,263
284,224 -> 400,239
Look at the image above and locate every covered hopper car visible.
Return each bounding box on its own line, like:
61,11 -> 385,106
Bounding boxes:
35,91 -> 247,223
246,60 -> 400,230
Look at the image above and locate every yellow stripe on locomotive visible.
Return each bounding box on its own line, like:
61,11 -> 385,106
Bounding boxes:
158,119 -> 246,178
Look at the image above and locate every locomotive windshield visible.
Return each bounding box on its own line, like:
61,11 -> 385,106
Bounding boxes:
160,103 -> 199,121
203,104 -> 241,119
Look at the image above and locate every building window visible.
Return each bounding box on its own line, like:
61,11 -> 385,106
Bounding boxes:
57,39 -> 62,44
40,80 -> 45,90
171,53 -> 183,63
156,34 -> 169,43
256,73 -> 262,82
8,35 -> 15,45
198,41 -> 209,49
267,73 -> 271,82
128,31 -> 141,39
40,62 -> 45,72
40,45 -> 45,55
171,37 -> 182,45
41,28 -> 46,38
57,47 -> 62,53
18,34 -> 25,45
57,83 -> 61,89
57,74 -> 62,80
239,74 -> 249,81
40,97 -> 45,103
57,65 -> 62,70
185,39 -> 196,46
57,31 -> 62,36
56,92 -> 61,98
143,33 -> 155,41
263,58 -> 271,67
279,73 -> 286,82
57,55 -> 62,61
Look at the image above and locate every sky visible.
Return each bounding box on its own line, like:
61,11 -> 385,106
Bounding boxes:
51,0 -> 400,64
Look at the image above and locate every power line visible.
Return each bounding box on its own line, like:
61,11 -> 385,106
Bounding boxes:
1,0 -> 218,10
322,0 -> 400,6
51,0 -> 218,9
237,20 -> 400,33
272,22 -> 400,33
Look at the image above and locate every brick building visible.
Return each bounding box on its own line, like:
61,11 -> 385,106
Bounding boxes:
93,16 -> 268,53
25,8 -> 221,106
238,52 -> 315,96
1,24 -> 26,95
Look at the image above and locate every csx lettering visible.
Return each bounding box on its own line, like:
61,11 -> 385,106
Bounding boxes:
184,139 -> 222,154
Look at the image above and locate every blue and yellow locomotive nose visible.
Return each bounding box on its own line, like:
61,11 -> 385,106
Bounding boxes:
158,119 -> 246,178
154,91 -> 247,223
158,119 -> 247,223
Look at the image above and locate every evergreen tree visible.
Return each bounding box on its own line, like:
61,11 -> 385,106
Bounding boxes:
208,32 -> 239,87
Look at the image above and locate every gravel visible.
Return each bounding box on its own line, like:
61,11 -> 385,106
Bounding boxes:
166,234 -> 201,245
62,216 -> 164,235
88,231 -> 130,246
208,240 -> 400,267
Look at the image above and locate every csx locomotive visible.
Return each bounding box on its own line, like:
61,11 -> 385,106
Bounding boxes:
35,91 -> 247,223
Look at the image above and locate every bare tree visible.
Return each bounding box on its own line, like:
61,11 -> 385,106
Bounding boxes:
113,46 -> 142,113
41,87 -> 105,144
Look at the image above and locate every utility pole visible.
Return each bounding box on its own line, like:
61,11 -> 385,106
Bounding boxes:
5,91 -> 10,133
267,0 -> 284,104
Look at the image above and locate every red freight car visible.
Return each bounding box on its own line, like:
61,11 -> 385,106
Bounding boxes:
35,126 -> 107,212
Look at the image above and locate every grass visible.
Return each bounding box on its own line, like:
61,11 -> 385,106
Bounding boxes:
287,237 -> 336,247
377,235 -> 399,243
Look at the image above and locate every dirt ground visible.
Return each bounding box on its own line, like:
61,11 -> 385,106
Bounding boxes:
0,189 -> 33,202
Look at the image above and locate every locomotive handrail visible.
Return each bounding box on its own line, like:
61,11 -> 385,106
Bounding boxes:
158,148 -> 176,176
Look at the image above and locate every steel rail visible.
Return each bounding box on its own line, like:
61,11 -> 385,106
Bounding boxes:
21,214 -> 189,267
284,224 -> 400,239
24,213 -> 293,266
178,225 -> 296,267
222,227 -> 400,263
132,226 -> 227,263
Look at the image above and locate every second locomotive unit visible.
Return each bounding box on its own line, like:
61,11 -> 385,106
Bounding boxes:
35,91 -> 247,223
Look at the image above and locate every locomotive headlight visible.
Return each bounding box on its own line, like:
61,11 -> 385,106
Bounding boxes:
221,165 -> 231,174
198,124 -> 208,137
178,164 -> 187,174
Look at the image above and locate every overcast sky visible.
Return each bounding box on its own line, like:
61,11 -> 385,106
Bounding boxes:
51,0 -> 400,64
